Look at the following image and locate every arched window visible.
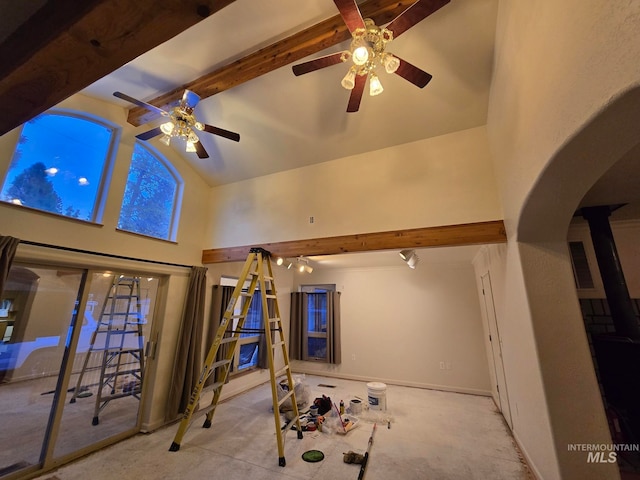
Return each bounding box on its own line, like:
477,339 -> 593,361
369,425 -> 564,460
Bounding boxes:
0,110 -> 119,221
118,142 -> 183,241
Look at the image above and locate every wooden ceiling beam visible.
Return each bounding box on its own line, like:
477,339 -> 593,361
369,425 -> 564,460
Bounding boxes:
0,0 -> 237,136
201,220 -> 507,264
127,0 -> 420,126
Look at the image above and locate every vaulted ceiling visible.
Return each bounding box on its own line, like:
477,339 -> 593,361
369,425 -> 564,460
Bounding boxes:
1,0 -> 498,187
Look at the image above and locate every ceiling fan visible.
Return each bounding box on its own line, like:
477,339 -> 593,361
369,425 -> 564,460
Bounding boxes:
113,90 -> 240,159
292,0 -> 450,112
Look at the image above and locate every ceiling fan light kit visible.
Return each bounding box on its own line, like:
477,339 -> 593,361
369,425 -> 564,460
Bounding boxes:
113,89 -> 240,159
292,0 -> 450,112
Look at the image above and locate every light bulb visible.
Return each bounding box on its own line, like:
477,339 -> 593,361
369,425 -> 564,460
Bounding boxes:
160,134 -> 171,146
186,140 -> 197,153
383,54 -> 400,74
160,122 -> 175,135
341,68 -> 356,90
276,257 -> 284,266
352,46 -> 369,66
369,73 -> 384,96
298,264 -> 305,273
304,265 -> 314,274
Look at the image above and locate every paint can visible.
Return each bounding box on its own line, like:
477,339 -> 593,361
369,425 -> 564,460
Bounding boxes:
350,399 -> 362,414
367,382 -> 387,411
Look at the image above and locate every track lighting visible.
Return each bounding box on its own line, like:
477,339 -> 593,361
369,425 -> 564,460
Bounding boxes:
399,249 -> 419,269
275,256 -> 314,273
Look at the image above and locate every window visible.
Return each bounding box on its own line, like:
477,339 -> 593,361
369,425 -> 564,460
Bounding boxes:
291,285 -> 340,363
118,142 -> 183,241
307,293 -> 328,359
0,110 -> 118,221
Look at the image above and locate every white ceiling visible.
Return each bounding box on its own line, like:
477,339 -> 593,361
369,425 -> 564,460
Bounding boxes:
81,0 -> 499,187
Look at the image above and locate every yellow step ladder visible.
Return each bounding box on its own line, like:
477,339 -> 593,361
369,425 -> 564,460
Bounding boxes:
169,247 -> 303,467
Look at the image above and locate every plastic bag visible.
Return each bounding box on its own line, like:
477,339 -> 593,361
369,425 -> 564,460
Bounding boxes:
277,374 -> 309,411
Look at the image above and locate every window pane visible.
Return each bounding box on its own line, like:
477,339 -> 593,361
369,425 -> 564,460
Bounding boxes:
307,337 -> 327,359
307,293 -> 327,333
118,143 -> 180,240
242,292 -> 263,338
0,113 -> 115,221
238,343 -> 258,370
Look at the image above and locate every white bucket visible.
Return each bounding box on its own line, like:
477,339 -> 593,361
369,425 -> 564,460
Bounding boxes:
367,382 -> 387,411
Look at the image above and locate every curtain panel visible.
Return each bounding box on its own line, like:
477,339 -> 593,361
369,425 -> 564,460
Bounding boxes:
165,266 -> 208,422
0,236 -> 20,297
207,285 -> 234,385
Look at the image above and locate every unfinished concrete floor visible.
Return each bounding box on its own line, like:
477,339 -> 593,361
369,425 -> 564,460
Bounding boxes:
33,375 -> 532,480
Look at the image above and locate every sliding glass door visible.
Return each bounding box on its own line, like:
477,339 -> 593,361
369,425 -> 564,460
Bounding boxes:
0,264 -> 160,478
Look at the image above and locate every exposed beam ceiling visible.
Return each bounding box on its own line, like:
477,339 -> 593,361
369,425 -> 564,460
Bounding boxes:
126,0 -> 420,126
0,0 -> 237,136
202,220 -> 507,263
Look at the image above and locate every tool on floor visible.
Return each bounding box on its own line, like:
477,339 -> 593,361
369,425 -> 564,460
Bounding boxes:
343,450 -> 365,464
358,423 -> 377,480
69,275 -> 145,425
168,248 -> 303,467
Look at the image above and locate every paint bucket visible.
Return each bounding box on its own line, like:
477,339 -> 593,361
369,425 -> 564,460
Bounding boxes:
350,399 -> 362,414
367,382 -> 387,411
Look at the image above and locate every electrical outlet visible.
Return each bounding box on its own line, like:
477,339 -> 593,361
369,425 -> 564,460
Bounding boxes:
352,354 -> 356,361
439,361 -> 445,369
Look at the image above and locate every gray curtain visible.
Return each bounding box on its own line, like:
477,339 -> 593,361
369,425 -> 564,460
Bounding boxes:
289,291 -> 341,364
258,292 -> 275,369
207,285 -> 234,385
289,292 -> 306,360
326,291 -> 342,365
165,266 -> 208,422
0,236 -> 20,297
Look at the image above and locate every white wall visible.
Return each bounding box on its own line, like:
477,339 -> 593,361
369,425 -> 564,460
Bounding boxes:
205,126 -> 502,248
485,1 -> 640,479
289,259 -> 491,396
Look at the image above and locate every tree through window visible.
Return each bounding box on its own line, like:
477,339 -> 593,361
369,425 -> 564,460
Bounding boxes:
0,111 -> 118,221
118,142 -> 182,241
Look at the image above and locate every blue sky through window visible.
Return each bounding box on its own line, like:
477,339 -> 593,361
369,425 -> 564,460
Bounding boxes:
0,113 -> 114,220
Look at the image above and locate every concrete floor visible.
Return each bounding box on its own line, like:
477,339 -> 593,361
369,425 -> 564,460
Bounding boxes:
33,375 -> 532,480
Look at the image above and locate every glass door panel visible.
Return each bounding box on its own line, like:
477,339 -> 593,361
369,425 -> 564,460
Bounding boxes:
0,264 -> 84,475
53,273 -> 159,459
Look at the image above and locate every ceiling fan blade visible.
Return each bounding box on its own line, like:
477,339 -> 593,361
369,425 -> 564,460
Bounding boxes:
393,56 -> 433,88
333,0 -> 366,34
113,91 -> 168,118
347,74 -> 366,113
181,90 -> 201,110
385,0 -> 450,39
202,124 -> 240,142
292,52 -> 347,76
195,140 -> 209,159
136,126 -> 163,141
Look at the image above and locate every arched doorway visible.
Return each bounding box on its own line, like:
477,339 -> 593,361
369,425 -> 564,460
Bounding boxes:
517,86 -> 640,478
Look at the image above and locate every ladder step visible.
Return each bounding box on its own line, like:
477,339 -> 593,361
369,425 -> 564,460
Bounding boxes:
220,337 -> 239,345
265,294 -> 276,299
202,381 -> 225,394
211,359 -> 231,370
274,365 -> 290,378
277,389 -> 295,408
272,341 -> 285,349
